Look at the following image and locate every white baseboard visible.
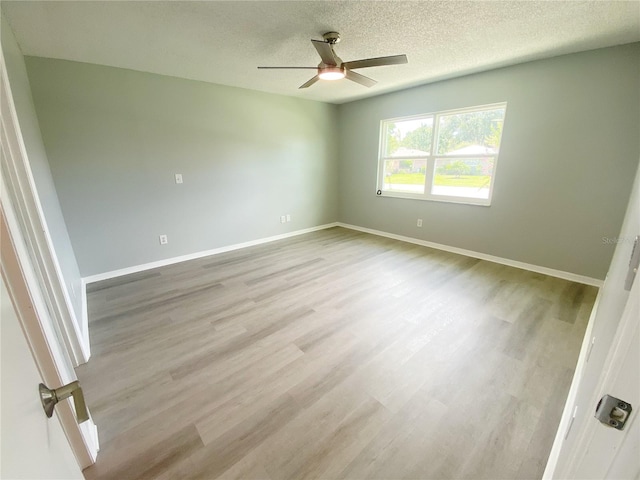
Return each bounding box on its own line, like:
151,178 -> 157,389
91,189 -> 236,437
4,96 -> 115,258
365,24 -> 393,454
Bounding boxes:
82,222 -> 339,284
82,220 -> 602,288
336,222 -> 603,287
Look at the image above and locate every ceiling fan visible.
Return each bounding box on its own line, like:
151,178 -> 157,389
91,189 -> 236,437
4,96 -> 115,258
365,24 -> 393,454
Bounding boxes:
258,32 -> 408,89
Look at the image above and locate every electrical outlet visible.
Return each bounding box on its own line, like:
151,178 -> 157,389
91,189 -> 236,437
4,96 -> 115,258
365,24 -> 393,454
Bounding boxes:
175,173 -> 183,184
280,215 -> 286,223
159,234 -> 168,245
286,214 -> 291,222
417,219 -> 423,227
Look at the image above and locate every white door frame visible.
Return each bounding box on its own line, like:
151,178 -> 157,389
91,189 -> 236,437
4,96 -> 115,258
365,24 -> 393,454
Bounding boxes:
1,50 -> 98,468
544,161 -> 640,478
1,205 -> 98,469
565,276 -> 639,477
0,48 -> 89,366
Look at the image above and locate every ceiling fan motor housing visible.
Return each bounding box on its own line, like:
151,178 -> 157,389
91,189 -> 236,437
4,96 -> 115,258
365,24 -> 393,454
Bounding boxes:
322,32 -> 341,44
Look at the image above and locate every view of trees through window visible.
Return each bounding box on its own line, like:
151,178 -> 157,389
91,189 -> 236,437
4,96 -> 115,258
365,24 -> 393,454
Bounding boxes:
379,104 -> 506,204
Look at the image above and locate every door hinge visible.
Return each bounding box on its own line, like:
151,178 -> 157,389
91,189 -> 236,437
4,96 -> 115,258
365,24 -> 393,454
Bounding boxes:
624,235 -> 639,291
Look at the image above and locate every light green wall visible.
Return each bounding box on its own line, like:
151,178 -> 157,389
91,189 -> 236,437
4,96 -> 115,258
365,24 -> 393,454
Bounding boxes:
25,57 -> 338,276
22,44 -> 640,280
1,15 -> 83,319
337,44 -> 640,280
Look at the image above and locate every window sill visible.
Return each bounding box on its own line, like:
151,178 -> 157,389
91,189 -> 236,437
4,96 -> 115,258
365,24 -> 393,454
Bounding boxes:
376,190 -> 492,207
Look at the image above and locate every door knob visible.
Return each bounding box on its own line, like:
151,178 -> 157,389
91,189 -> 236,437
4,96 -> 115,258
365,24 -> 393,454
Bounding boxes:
39,381 -> 89,424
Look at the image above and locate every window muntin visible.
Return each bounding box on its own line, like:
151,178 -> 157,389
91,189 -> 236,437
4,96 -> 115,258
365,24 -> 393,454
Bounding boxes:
378,103 -> 506,205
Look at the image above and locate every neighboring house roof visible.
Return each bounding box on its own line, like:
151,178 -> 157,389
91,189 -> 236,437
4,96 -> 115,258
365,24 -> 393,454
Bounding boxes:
391,145 -> 496,157
391,147 -> 430,157
447,145 -> 496,155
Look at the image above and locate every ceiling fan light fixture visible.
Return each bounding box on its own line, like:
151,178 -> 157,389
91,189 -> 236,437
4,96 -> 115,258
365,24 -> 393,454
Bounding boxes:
318,66 -> 345,80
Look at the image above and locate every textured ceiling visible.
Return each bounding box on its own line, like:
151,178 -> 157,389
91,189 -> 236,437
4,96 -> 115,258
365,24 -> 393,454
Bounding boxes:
2,1 -> 639,104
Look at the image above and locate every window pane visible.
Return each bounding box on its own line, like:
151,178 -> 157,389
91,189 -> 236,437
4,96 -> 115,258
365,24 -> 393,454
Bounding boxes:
436,108 -> 505,155
384,118 -> 433,157
383,159 -> 426,194
432,158 -> 494,199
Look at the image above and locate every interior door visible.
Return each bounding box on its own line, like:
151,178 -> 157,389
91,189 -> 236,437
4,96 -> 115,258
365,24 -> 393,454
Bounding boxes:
571,275 -> 639,478
1,276 -> 83,479
1,46 -> 98,471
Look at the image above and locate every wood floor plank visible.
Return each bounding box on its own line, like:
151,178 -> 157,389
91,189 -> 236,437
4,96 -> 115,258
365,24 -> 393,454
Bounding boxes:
78,227 -> 596,479
257,382 -> 386,479
83,424 -> 204,480
285,397 -> 390,480
337,386 -> 450,479
178,393 -> 302,479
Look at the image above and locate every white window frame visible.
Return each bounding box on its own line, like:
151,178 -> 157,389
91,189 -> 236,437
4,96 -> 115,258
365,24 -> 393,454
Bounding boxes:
376,102 -> 507,206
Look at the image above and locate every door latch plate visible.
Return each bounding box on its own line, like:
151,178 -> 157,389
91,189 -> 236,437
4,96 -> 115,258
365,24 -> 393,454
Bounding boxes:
595,394 -> 632,430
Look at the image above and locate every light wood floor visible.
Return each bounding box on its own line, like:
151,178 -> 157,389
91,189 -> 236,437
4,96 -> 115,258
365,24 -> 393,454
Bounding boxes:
77,227 -> 596,480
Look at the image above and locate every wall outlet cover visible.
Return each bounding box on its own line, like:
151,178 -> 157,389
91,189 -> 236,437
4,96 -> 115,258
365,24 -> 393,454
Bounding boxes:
159,234 -> 168,245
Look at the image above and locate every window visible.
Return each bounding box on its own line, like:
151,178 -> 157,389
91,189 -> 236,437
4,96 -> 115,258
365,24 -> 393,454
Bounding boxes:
377,103 -> 506,205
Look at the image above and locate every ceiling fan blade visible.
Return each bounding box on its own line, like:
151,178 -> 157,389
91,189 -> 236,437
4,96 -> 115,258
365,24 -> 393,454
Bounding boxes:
342,54 -> 408,70
299,75 -> 320,89
311,39 -> 338,66
345,70 -> 377,88
257,67 -> 317,69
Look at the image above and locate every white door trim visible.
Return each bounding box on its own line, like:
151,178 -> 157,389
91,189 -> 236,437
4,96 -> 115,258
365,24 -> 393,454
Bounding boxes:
542,288 -> 602,478
1,202 -> 98,468
0,47 -> 98,468
0,48 -> 89,364
558,277 -> 639,477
